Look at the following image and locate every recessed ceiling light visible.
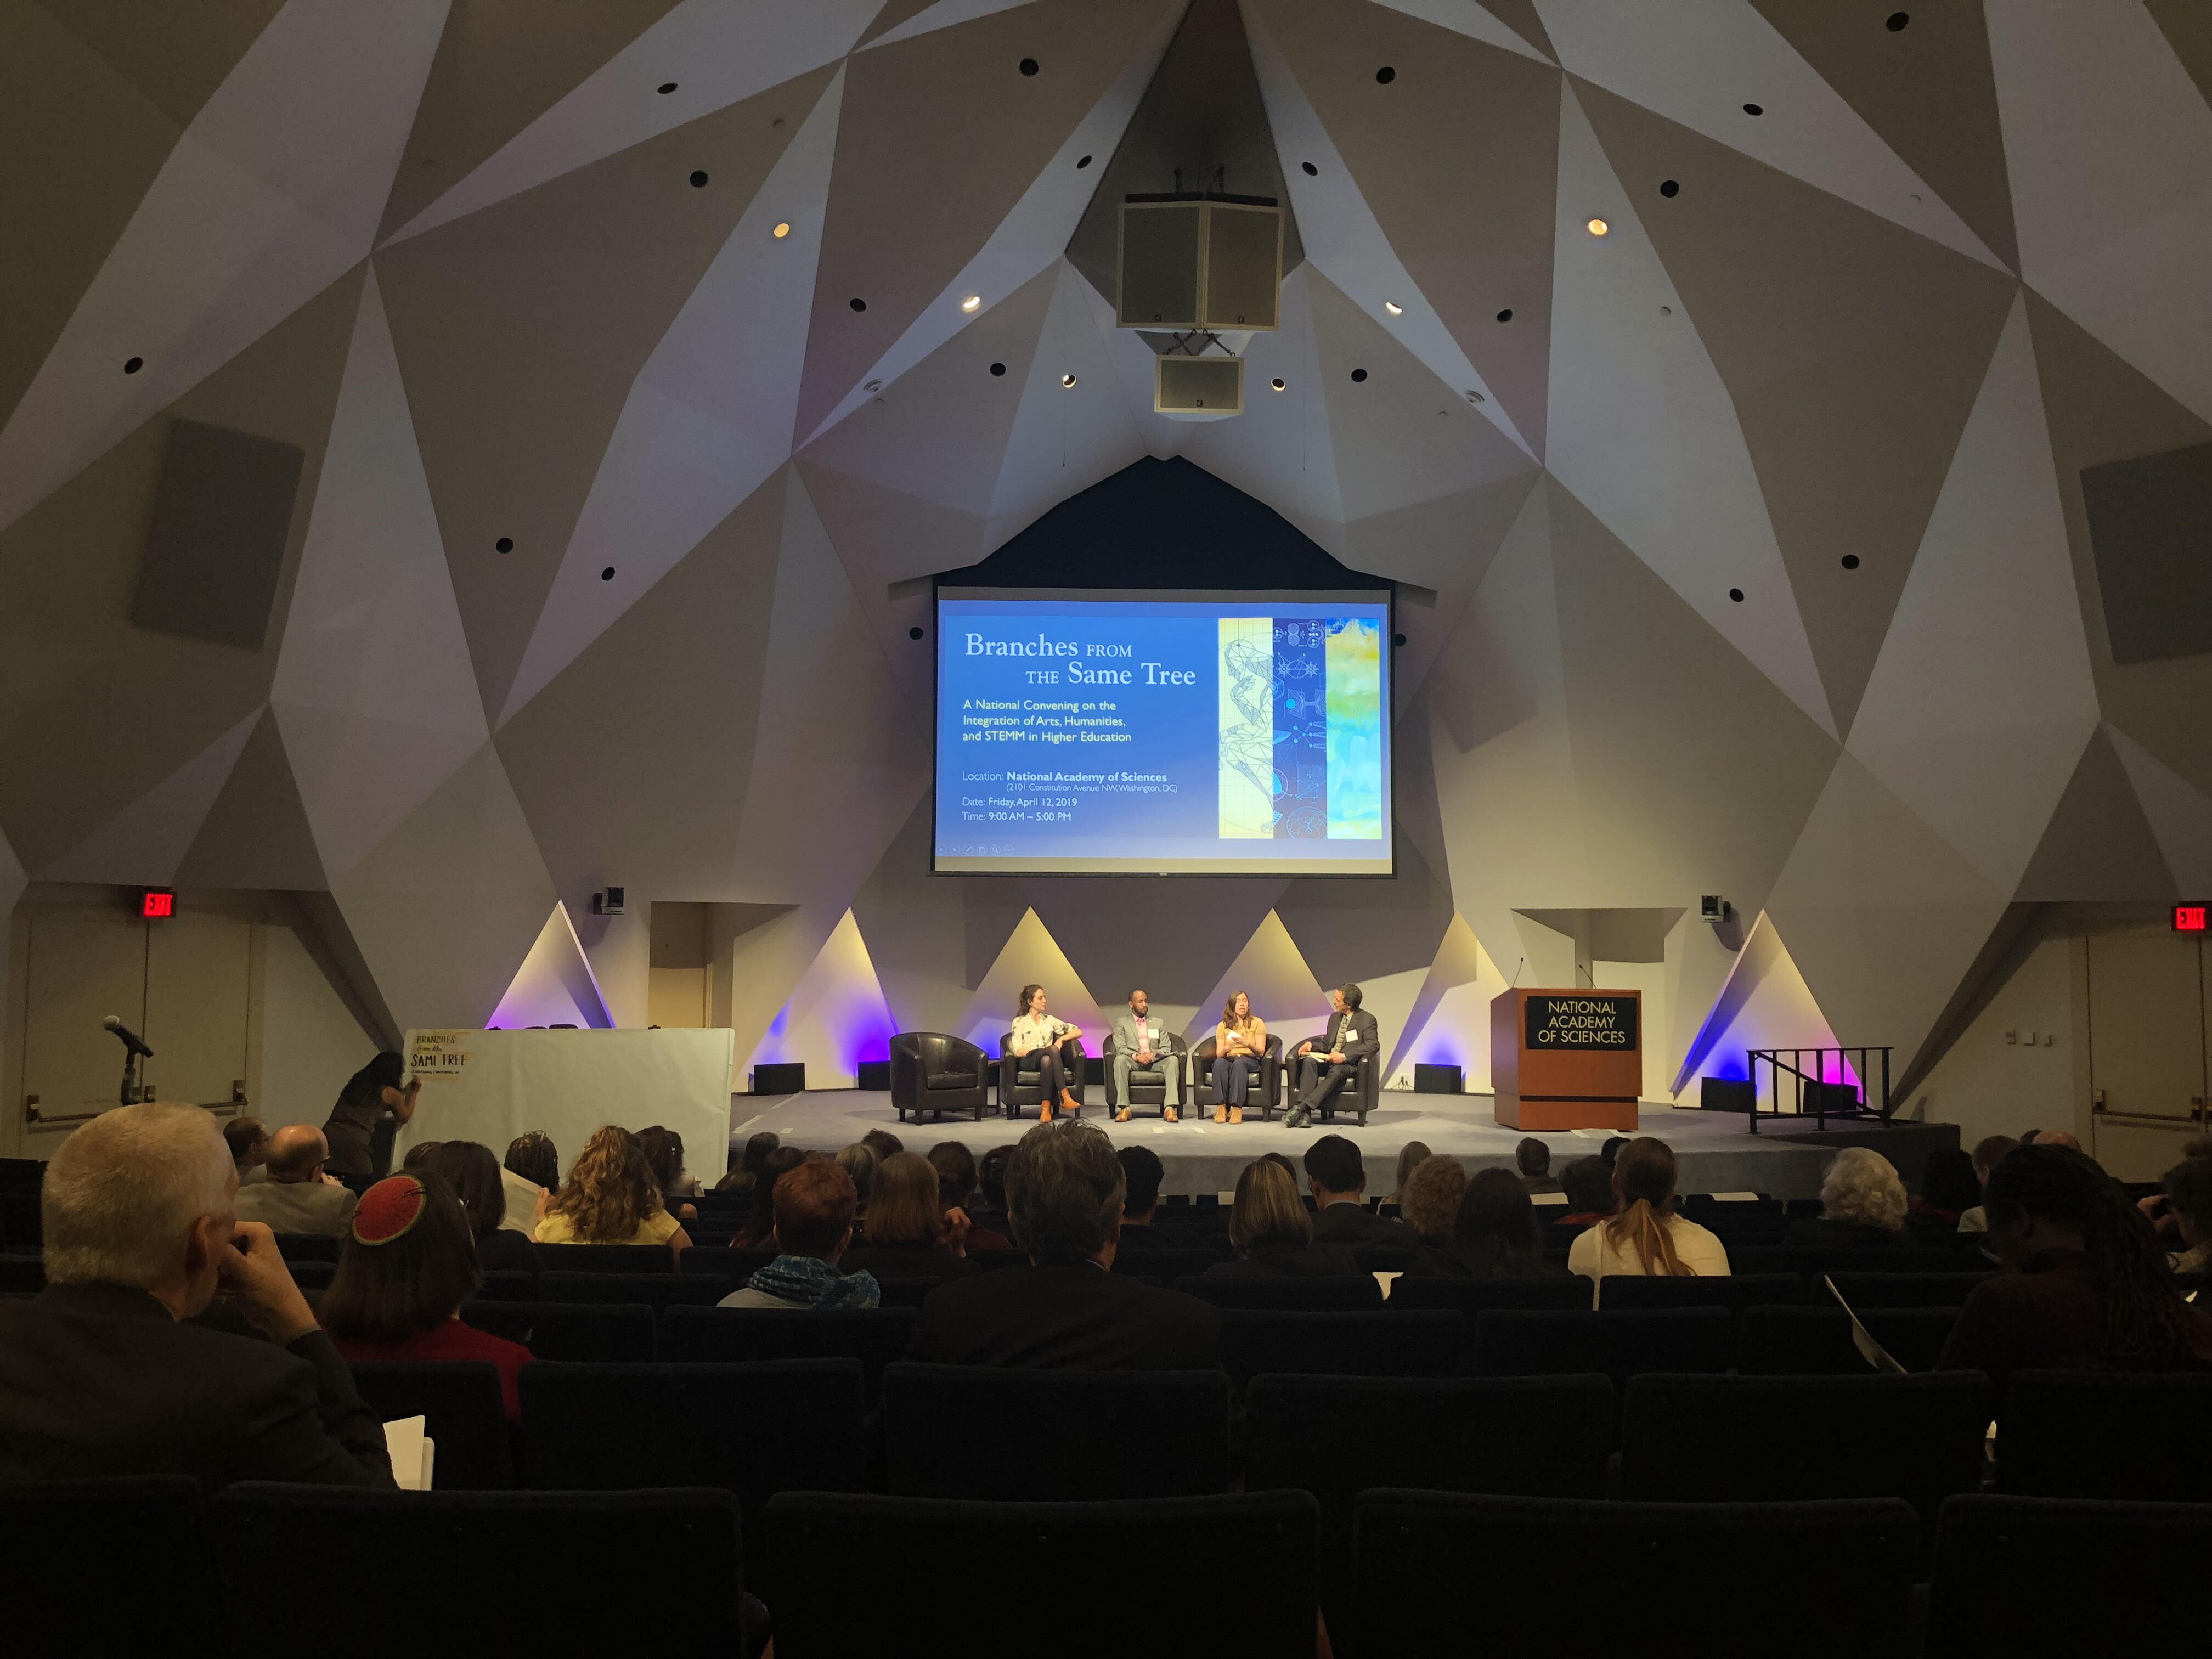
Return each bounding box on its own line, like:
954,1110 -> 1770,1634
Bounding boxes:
772,222 -> 790,239
1269,377 -> 1286,392
1384,301 -> 1403,315
961,295 -> 981,312
657,82 -> 677,95
1060,373 -> 1077,387
1587,218 -> 1610,236
601,567 -> 617,583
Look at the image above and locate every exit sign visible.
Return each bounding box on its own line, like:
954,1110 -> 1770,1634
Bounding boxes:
2177,903 -> 2209,934
139,888 -> 174,919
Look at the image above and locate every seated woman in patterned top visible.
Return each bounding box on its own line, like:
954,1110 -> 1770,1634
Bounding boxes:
1009,983 -> 1082,1122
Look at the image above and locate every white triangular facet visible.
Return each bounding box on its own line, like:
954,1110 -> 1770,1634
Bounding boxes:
743,908 -> 899,1090
1546,87 -> 1834,736
499,70 -> 847,724
1368,0 -> 1550,63
862,0 -> 1040,50
2109,727 -> 2212,896
956,907 -> 1107,1054
488,902 -> 615,1030
272,267 -> 489,879
1184,911 -> 1330,1047
1531,0 -> 2002,269
0,0 -> 448,533
1847,293 -> 2100,888
387,0 -> 877,244
1988,0 -> 2212,425
1243,2 -> 1536,459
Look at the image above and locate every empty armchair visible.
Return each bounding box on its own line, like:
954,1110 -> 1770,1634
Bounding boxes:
889,1032 -> 990,1124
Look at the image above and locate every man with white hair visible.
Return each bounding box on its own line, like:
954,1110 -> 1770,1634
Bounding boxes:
0,1102 -> 392,1489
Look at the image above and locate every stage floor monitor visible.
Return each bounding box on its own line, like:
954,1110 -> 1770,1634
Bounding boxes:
934,588 -> 1392,876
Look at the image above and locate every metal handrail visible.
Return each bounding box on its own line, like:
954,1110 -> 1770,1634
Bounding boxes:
1745,1046 -> 1894,1134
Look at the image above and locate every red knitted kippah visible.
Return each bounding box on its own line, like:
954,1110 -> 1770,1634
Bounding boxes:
352,1175 -> 427,1245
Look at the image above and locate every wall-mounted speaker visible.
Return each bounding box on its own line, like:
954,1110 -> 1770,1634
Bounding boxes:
2079,438 -> 2212,664
133,418 -> 304,648
1117,195 -> 1282,331
1155,355 -> 1242,415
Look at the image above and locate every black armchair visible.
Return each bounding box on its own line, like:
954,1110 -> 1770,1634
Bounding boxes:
998,1034 -> 1086,1120
1103,1031 -> 1189,1118
1285,1038 -> 1378,1127
888,1033 -> 990,1124
1190,1032 -> 1284,1120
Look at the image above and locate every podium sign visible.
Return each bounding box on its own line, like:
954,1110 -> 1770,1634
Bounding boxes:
1493,988 -> 1641,1131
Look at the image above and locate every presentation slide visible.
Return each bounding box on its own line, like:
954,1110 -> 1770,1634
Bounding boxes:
935,589 -> 1392,875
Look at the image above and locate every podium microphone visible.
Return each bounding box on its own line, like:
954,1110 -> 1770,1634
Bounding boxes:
102,1015 -> 154,1059
1510,957 -> 1524,987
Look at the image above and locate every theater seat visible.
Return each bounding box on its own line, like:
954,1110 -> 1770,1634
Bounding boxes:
0,1476 -> 217,1657
0,1254 -> 45,1293
1356,1491 -> 1918,1658
1176,1274 -> 1383,1311
1385,1276 -> 1591,1316
459,1301 -> 656,1363
1825,1271 -> 1993,1308
657,1305 -> 918,1401
211,1484 -> 754,1656
1476,1308 -> 1734,1389
766,1491 -> 1316,1658
1996,1372 -> 2212,1499
271,1233 -> 340,1263
347,1361 -> 512,1489
1594,1272 -> 1805,1316
528,1242 -> 674,1273
680,1246 -> 780,1282
520,1359 -> 865,1597
1736,1305 -> 1958,1375
536,1271 -> 730,1311
1217,1308 -> 1460,1393
1928,1494 -> 2212,1656
472,1269 -> 535,1302
1249,1374 -> 1613,1656
882,1364 -> 1231,1499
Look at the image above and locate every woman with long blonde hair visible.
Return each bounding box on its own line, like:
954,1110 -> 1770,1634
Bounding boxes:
1210,990 -> 1266,1124
1566,1137 -> 1728,1301
534,1125 -> 693,1260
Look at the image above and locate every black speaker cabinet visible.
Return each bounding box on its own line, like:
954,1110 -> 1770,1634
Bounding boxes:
1118,195 -> 1282,331
133,417 -> 304,648
751,1063 -> 805,1095
1156,354 -> 1242,415
1700,1077 -> 1755,1113
855,1059 -> 890,1091
1413,1063 -> 1463,1094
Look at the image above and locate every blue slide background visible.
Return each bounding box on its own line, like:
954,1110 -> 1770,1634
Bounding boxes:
935,595 -> 1390,873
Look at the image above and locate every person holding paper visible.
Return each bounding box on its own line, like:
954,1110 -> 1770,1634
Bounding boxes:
1009,984 -> 1082,1122
1210,991 -> 1267,1123
323,1052 -> 420,1179
1110,988 -> 1181,1122
1286,984 -> 1378,1129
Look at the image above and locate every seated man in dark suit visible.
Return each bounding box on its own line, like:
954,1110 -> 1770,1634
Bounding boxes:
1285,984 -> 1379,1128
912,1122 -> 1219,1370
1304,1133 -> 1414,1249
0,1101 -> 393,1491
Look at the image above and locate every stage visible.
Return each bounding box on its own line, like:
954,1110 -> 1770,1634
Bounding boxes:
723,1091 -> 1959,1201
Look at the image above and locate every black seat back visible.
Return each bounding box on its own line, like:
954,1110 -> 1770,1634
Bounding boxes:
1217,1309 -> 1460,1393
1356,1490 -> 1918,1658
459,1301 -> 656,1362
1997,1371 -> 2212,1499
1737,1305 -> 1957,1374
679,1245 -> 779,1281
272,1233 -> 340,1263
767,1491 -> 1316,1657
1595,1273 -> 1804,1314
1476,1308 -> 1734,1389
1386,1276 -> 1590,1316
531,1242 -> 674,1273
1177,1275 -> 1383,1311
0,1476 -> 216,1656
1826,1271 -> 1993,1308
537,1271 -> 730,1310
657,1306 -> 919,1400
348,1360 -> 512,1489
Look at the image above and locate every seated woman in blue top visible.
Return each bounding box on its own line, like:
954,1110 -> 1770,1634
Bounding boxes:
1009,983 -> 1082,1122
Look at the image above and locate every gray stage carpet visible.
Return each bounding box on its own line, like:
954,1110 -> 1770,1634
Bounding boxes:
719,1090 -> 1935,1200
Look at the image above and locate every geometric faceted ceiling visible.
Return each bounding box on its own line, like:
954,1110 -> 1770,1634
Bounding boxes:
3,0 -> 2210,1088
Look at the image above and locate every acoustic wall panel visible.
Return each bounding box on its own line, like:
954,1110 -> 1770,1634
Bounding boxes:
132,419 -> 303,648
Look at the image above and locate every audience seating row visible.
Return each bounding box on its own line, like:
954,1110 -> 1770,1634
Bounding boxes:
9,1473 -> 2204,1659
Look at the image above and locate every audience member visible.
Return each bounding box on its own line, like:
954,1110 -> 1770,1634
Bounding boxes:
1414,1168 -> 1569,1279
912,1122 -> 1220,1369
1957,1134 -> 2019,1235
715,1130 -> 781,1194
233,1125 -> 358,1239
1786,1148 -> 1911,1250
1516,1137 -> 1562,1195
1304,1135 -> 1414,1248
2158,1156 -> 2212,1275
1908,1146 -> 1983,1241
322,1052 -> 419,1180
1567,1137 -> 1728,1290
838,1152 -> 979,1286
0,1102 -> 391,1489
2019,1128 -> 2082,1152
415,1141 -> 538,1273
323,1172 -> 534,1421
1388,1141 -> 1432,1205
1111,1146 -> 1181,1266
835,1142 -> 879,1207
735,1147 -> 806,1247
718,1160 -> 880,1309
860,1128 -> 905,1162
635,1125 -> 699,1222
929,1141 -> 1009,1250
225,1117 -> 269,1185
1400,1154 -> 1467,1248
535,1126 -> 693,1256
400,1139 -> 442,1171
505,1131 -> 559,1189
1557,1156 -> 1613,1224
1208,1158 -> 1360,1279
1600,1137 -> 1630,1168
1940,1143 -> 2212,1396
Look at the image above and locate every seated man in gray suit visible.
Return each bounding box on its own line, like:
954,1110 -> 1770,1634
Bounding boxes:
233,1125 -> 358,1239
1286,983 -> 1379,1129
1110,989 -> 1181,1124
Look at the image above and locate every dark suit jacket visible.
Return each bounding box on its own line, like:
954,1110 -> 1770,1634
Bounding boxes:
912,1261 -> 1221,1370
1305,1008 -> 1380,1062
0,1282 -> 394,1492
1311,1201 -> 1414,1249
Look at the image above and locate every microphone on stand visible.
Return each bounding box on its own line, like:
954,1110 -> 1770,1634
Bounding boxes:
103,1015 -> 154,1058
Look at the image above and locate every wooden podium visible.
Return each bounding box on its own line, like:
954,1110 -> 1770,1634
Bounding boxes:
1492,988 -> 1641,1131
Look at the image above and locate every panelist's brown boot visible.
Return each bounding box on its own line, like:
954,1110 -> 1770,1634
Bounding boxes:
1059,1088 -> 1081,1118
1114,1107 -> 1131,1122
1164,1107 -> 1179,1123
1037,1097 -> 1053,1122
1213,1104 -> 1228,1124
1229,1106 -> 1244,1125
